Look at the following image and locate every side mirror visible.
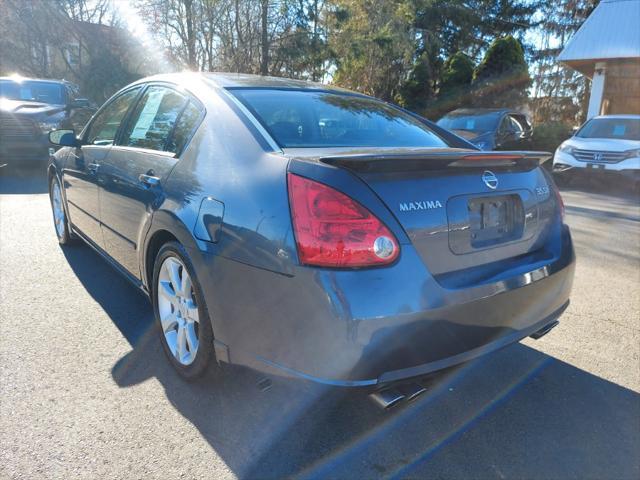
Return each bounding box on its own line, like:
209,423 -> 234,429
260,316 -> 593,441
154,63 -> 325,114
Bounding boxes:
571,126 -> 579,135
69,98 -> 90,109
49,129 -> 80,147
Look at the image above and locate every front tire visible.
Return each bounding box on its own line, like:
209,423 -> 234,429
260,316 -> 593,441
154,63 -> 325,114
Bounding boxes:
152,241 -> 215,380
49,175 -> 76,245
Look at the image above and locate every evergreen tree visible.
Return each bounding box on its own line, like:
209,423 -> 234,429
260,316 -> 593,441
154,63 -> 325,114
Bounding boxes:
397,49 -> 440,110
472,35 -> 531,108
439,52 -> 474,97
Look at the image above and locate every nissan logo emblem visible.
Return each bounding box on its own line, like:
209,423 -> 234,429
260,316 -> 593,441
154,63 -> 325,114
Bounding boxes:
482,170 -> 498,190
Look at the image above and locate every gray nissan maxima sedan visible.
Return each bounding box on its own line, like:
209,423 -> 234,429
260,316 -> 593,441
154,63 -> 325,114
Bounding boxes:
47,73 -> 574,405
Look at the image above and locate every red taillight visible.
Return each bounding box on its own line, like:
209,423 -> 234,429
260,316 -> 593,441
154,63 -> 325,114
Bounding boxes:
287,173 -> 399,268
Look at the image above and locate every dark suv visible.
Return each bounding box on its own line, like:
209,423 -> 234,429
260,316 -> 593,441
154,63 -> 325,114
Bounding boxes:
0,76 -> 94,168
437,108 -> 533,151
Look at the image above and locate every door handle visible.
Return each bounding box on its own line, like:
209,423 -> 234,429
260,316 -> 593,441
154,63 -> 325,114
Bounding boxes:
139,173 -> 161,188
87,163 -> 100,174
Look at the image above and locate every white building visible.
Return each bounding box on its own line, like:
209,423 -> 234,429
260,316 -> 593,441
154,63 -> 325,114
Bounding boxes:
558,0 -> 640,119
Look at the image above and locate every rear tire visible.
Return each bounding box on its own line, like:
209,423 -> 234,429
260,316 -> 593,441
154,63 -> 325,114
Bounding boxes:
152,241 -> 215,380
49,175 -> 76,245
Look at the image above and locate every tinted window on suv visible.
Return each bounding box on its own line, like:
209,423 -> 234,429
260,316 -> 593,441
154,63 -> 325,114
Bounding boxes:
0,79 -> 65,104
120,86 -> 187,152
86,87 -> 141,145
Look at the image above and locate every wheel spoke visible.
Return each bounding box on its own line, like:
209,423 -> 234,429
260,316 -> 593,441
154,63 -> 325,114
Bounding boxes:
181,272 -> 192,300
168,260 -> 183,296
185,322 -> 199,353
159,280 -> 177,300
165,330 -> 178,357
176,323 -> 187,361
160,313 -> 178,333
185,299 -> 199,323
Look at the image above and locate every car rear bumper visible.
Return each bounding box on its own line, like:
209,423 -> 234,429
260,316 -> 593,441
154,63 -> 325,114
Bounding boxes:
194,223 -> 575,387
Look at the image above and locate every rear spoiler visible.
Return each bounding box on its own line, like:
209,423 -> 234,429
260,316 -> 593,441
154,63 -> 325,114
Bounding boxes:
319,151 -> 552,173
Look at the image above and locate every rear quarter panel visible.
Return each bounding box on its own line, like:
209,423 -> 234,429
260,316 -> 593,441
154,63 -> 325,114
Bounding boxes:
145,86 -> 295,340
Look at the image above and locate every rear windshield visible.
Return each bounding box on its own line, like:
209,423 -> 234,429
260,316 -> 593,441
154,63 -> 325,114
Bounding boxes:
437,112 -> 502,133
230,88 -> 448,148
0,79 -> 64,105
576,118 -> 640,140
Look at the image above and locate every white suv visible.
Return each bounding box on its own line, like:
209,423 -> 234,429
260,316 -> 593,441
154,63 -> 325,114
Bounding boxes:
553,115 -> 640,186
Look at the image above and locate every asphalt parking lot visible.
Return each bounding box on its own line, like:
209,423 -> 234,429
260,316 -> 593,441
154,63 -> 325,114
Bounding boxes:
1,168 -> 639,480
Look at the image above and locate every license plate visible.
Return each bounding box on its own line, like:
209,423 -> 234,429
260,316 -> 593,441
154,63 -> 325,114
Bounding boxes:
587,163 -> 606,170
468,195 -> 523,247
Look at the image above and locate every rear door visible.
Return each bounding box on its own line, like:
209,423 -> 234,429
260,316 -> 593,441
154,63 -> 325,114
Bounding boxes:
63,87 -> 142,247
98,84 -> 203,278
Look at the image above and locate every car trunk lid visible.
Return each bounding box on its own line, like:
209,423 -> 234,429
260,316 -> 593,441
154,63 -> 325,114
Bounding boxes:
285,147 -> 556,280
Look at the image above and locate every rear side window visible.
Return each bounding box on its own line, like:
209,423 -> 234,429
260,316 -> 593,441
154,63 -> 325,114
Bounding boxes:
230,89 -> 447,148
86,87 -> 141,145
120,86 -> 187,151
166,101 -> 202,154
512,114 -> 531,131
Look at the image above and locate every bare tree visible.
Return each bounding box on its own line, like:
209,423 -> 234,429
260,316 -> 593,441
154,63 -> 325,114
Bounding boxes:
260,0 -> 269,75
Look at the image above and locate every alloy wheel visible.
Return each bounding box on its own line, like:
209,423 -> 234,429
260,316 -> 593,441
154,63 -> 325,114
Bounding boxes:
51,179 -> 66,239
157,256 -> 200,366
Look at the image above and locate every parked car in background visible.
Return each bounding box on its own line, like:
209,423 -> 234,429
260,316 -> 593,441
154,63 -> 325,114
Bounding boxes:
47,73 -> 573,407
0,75 -> 94,168
437,108 -> 533,151
553,115 -> 640,187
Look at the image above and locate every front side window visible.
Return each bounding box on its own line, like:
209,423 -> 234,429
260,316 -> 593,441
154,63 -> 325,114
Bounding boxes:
0,79 -> 64,105
85,87 -> 141,146
511,114 -> 531,132
501,116 -> 523,135
120,86 -> 187,152
231,89 -> 448,148
66,84 -> 81,101
576,118 -> 640,141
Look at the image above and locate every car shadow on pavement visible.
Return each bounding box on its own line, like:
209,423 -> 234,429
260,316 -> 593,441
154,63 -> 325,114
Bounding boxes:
62,243 -> 640,479
559,175 -> 640,202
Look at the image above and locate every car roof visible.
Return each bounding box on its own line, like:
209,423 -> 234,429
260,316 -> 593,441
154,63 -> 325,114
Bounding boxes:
133,72 -> 354,93
591,114 -> 640,120
0,76 -> 75,86
443,108 -> 523,117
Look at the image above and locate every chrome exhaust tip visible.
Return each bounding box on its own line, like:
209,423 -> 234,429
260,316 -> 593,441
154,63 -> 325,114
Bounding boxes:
399,383 -> 427,402
369,388 -> 405,409
530,320 -> 559,340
